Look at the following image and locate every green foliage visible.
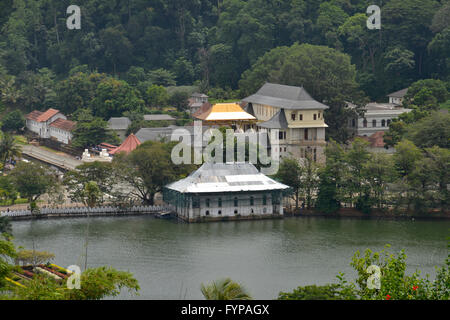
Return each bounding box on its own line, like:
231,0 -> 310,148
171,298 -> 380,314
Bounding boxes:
72,109 -> 120,148
201,278 -> 251,300
280,244 -> 450,300
9,161 -> 58,204
113,141 -> 196,205
146,85 -> 169,109
405,112 -> 450,149
0,133 -> 21,168
404,79 -> 449,110
14,250 -> 54,266
275,158 -> 303,209
64,161 -> 115,205
1,110 -> 25,132
278,284 -> 343,300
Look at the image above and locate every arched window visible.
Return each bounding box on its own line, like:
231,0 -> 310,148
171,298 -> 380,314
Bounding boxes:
387,119 -> 391,126
205,211 -> 210,216
381,119 -> 386,127
363,119 -> 368,128
218,210 -> 222,215
234,197 -> 238,207
372,119 -> 377,127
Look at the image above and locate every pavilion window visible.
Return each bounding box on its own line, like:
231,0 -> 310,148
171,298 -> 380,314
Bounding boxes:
299,114 -> 303,121
314,114 -> 317,120
291,113 -> 296,121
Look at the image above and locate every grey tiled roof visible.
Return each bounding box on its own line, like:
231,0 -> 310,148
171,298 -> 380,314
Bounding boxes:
143,114 -> 176,121
258,109 -> 289,129
387,88 -> 408,98
107,117 -> 131,130
242,83 -> 329,110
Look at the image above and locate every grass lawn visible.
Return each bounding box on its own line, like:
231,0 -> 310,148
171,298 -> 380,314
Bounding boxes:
0,198 -> 29,206
14,135 -> 28,145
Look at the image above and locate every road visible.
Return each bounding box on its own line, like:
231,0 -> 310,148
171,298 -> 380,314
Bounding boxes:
21,145 -> 82,170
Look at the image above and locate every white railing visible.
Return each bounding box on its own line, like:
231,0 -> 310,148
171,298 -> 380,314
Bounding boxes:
0,205 -> 174,217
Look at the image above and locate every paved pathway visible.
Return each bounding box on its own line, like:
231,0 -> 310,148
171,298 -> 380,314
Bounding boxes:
21,145 -> 82,170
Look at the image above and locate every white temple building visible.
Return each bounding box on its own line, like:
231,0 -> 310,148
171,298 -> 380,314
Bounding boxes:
164,162 -> 290,223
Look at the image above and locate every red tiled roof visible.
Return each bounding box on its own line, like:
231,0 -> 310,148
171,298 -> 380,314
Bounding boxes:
26,110 -> 44,121
36,108 -> 60,122
110,134 -> 141,155
49,118 -> 76,131
357,131 -> 385,148
368,131 -> 385,148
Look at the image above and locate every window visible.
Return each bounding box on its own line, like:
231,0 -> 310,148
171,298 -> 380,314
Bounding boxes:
314,114 -> 317,120
279,131 -> 286,140
250,196 -> 254,206
263,195 -> 267,205
304,129 -> 309,140
205,211 -> 210,216
218,198 -> 222,207
387,119 -> 391,126
234,197 -> 238,207
218,210 -> 222,215
352,119 -> 356,127
299,114 -> 303,121
372,120 -> 377,127
381,119 -> 386,127
319,112 -> 321,119
363,119 -> 367,128
234,210 -> 238,215
206,198 -> 210,207
291,113 -> 296,121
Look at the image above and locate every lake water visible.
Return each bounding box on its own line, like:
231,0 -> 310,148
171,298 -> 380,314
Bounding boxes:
11,216 -> 450,299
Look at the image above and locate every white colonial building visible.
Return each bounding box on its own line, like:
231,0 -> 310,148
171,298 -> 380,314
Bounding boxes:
26,108 -> 76,144
348,102 -> 412,137
164,162 -> 290,223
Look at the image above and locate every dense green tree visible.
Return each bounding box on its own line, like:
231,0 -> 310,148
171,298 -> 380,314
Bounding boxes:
146,85 -> 169,109
91,78 -> 144,119
9,161 -> 58,207
64,161 -> 116,205
0,133 -> 21,168
275,158 -> 303,209
168,90 -> 190,111
405,112 -> 450,149
1,110 -> 25,132
403,79 -> 449,110
71,109 -> 120,148
113,141 -> 195,205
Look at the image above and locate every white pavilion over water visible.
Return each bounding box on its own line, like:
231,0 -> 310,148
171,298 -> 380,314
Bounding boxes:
163,162 -> 291,223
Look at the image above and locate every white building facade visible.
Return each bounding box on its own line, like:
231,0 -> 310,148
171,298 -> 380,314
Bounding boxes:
26,109 -> 75,144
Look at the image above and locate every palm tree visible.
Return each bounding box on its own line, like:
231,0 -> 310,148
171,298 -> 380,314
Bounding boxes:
201,278 -> 252,300
0,134 -> 22,169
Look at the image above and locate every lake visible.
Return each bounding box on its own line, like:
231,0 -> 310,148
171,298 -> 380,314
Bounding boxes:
11,216 -> 450,299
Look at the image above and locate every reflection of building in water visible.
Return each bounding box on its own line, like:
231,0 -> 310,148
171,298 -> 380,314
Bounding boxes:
164,162 -> 290,223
